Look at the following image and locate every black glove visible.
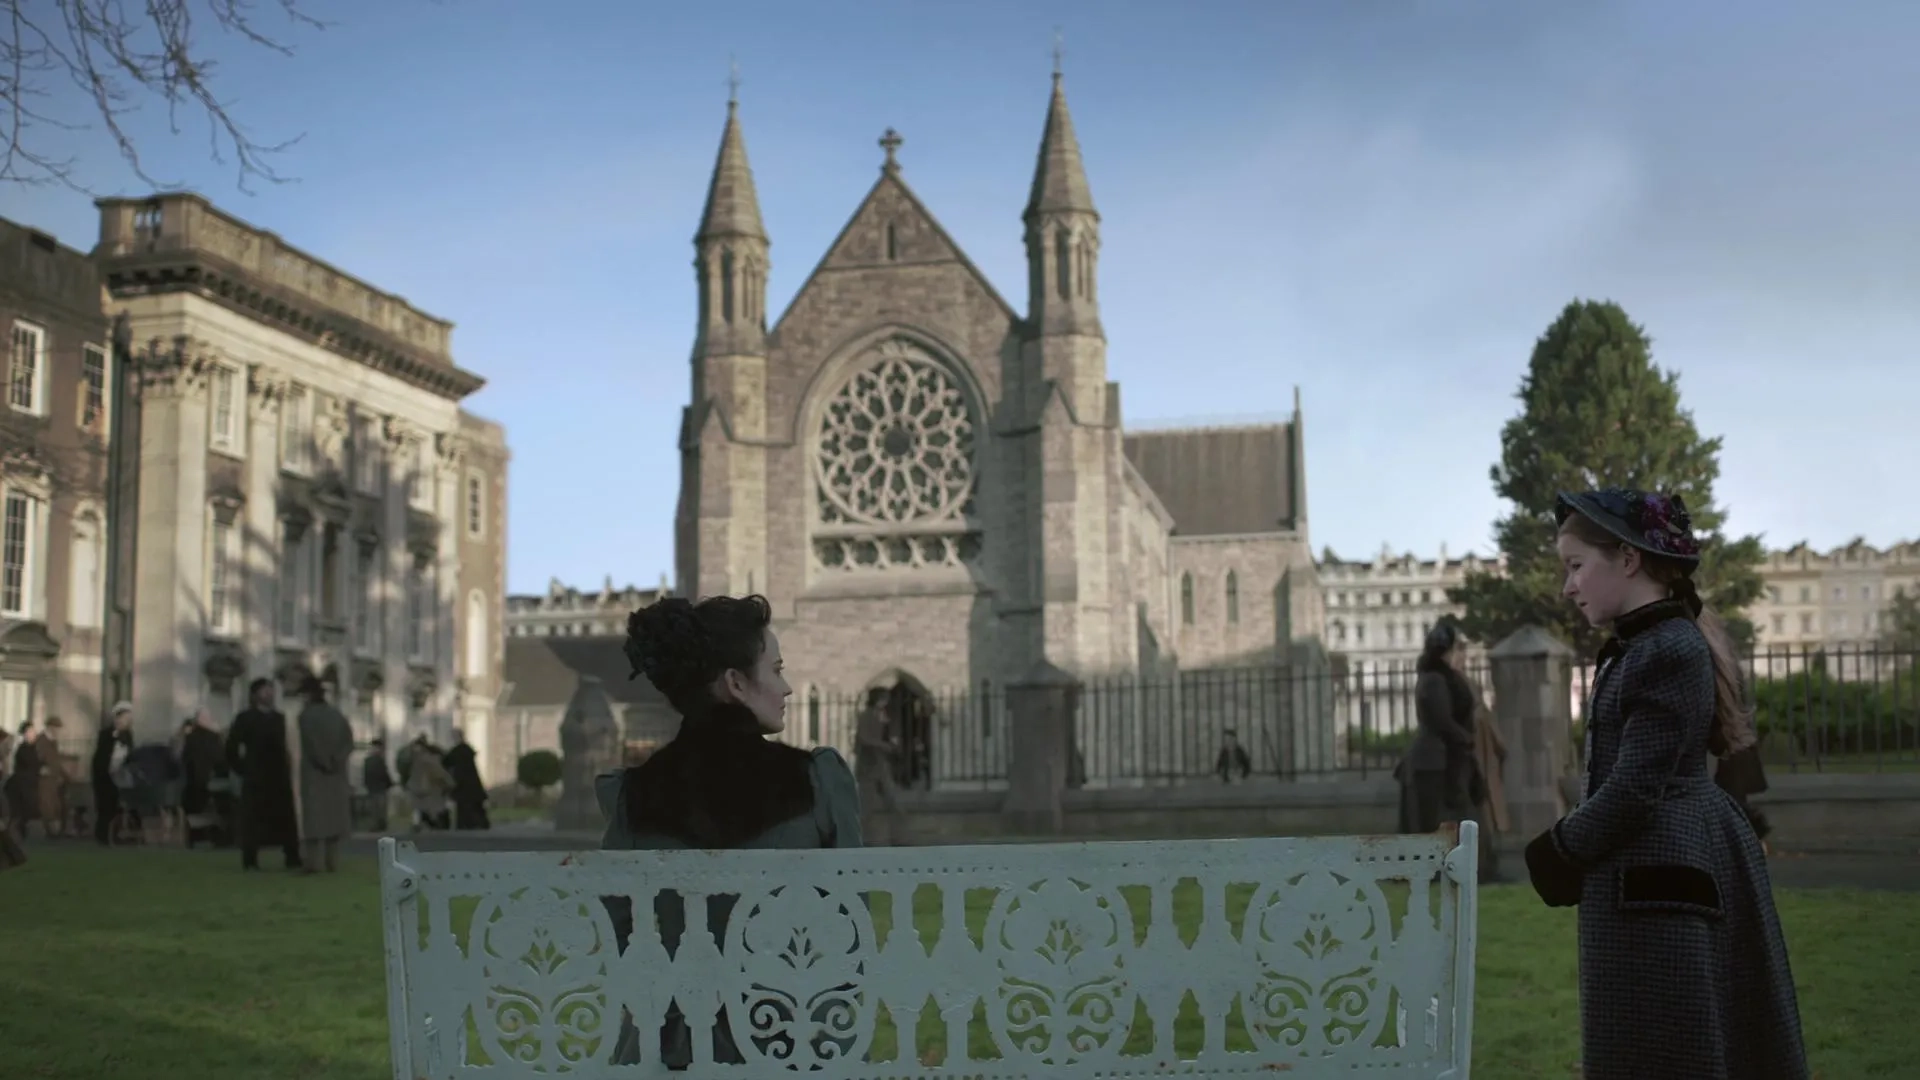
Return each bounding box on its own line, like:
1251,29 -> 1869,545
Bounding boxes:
1524,825 -> 1584,908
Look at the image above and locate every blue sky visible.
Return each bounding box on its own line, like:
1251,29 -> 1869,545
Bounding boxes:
9,1 -> 1917,593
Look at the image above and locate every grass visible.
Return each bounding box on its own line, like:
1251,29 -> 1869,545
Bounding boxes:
0,847 -> 1914,1079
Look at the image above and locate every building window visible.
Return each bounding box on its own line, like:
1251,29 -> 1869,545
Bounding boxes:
354,544 -> 381,654
1767,586 -> 1781,603
466,471 -> 485,539
8,321 -> 46,415
1799,586 -> 1811,603
208,363 -> 243,453
465,590 -> 487,676
409,439 -> 434,511
1800,613 -> 1813,633
354,415 -> 383,494
207,513 -> 241,636
277,522 -> 306,641
280,384 -> 312,473
80,344 -> 108,434
1225,571 -> 1240,624
1862,585 -> 1874,602
407,561 -> 431,660
1,491 -> 37,617
1771,614 -> 1785,635
68,511 -> 102,628
0,679 -> 31,736
1180,573 -> 1194,625
320,524 -> 344,624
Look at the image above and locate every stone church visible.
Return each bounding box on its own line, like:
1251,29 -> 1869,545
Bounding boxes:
675,72 -> 1323,704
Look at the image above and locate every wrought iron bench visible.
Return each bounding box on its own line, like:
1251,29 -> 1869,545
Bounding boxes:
378,823 -> 1479,1078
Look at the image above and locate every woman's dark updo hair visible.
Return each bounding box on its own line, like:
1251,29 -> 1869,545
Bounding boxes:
1417,617 -> 1462,673
624,594 -> 773,715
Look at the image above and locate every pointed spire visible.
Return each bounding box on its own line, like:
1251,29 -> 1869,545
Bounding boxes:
696,92 -> 766,243
1025,59 -> 1096,220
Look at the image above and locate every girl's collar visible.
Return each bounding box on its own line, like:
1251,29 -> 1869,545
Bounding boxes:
1611,597 -> 1691,641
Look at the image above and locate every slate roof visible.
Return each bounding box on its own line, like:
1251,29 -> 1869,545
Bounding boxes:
502,636 -> 668,710
1123,423 -> 1299,537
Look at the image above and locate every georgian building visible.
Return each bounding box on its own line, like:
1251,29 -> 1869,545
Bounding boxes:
505,576 -> 669,639
1318,544 -> 1503,673
1748,539 -> 1919,659
0,219 -> 113,754
92,194 -> 509,768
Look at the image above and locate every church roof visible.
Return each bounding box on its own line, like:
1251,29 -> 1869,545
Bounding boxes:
696,99 -> 766,242
1025,73 -> 1097,221
1124,424 -> 1299,536
503,636 -> 668,710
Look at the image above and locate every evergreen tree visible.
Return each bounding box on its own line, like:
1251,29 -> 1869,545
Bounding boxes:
1883,588 -> 1920,652
1450,300 -> 1766,656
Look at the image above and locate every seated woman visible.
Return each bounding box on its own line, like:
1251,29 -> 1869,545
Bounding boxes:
599,593 -> 863,1069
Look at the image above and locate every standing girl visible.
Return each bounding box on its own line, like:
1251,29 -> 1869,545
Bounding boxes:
1525,488 -> 1808,1079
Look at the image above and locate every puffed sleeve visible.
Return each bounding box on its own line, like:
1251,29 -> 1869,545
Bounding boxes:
810,747 -> 865,849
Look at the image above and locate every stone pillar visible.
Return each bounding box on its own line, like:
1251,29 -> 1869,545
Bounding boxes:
1003,658 -> 1079,836
242,369 -> 283,712
557,675 -> 620,831
128,342 -> 210,743
379,418 -> 415,747
1488,626 -> 1578,847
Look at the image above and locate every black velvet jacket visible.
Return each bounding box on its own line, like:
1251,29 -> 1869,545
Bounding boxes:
619,702 -> 817,849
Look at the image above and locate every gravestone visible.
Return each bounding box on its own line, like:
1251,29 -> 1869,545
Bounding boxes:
557,675 -> 620,832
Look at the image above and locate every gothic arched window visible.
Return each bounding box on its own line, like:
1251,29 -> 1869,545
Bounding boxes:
1054,228 -> 1072,300
1226,570 -> 1240,624
1180,573 -> 1194,625
720,248 -> 736,323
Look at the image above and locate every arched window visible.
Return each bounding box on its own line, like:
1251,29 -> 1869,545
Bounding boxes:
1054,228 -> 1072,300
465,590 -> 488,677
1225,570 -> 1240,624
1180,573 -> 1194,625
885,222 -> 899,261
720,248 -> 736,323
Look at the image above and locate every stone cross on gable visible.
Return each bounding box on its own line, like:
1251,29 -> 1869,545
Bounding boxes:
879,128 -> 903,172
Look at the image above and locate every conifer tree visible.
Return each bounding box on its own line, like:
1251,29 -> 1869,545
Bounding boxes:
1450,300 -> 1765,655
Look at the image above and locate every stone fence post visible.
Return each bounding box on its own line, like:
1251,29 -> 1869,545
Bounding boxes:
557,675 -> 620,832
1488,626 -> 1577,850
1003,659 -> 1079,836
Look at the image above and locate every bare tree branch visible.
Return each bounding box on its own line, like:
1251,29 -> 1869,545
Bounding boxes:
2,0 -> 326,194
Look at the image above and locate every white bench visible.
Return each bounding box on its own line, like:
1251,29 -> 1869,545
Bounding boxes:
378,823 -> 1478,1078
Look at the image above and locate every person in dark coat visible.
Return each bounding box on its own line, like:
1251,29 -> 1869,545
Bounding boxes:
1397,620 -> 1481,835
4,720 -> 38,839
1215,728 -> 1253,783
441,729 -> 491,831
91,705 -> 134,845
362,737 -> 394,833
296,676 -> 355,873
1524,489 -> 1808,1080
226,677 -> 302,871
599,593 -> 863,1069
179,710 -> 228,847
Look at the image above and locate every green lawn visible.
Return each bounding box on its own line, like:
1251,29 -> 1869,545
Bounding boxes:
0,847 -> 1911,1079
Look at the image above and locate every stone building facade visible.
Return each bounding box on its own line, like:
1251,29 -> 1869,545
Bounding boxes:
506,577 -> 669,639
1318,544 -> 1503,673
0,219 -> 113,755
672,77 -> 1323,708
1748,539 -> 1919,666
90,194 -> 509,772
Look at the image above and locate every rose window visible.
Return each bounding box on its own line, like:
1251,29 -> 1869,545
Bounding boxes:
812,339 -> 980,573
815,339 -> 975,526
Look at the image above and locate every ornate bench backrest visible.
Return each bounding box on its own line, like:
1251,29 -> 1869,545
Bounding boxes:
378,824 -> 1478,1078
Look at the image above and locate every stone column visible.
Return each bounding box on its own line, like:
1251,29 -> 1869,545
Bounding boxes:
1488,626 -> 1578,848
1003,658 -> 1079,836
242,368 -> 284,710
557,675 -> 619,831
433,432 -> 468,763
379,418 -> 415,747
128,339 -> 210,742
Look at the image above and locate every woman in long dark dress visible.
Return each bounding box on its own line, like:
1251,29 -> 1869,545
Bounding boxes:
1396,619 -> 1480,835
1524,489 -> 1808,1080
4,721 -> 38,839
598,593 -> 863,1070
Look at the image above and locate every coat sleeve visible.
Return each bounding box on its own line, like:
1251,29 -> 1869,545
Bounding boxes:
811,747 -> 865,849
1415,672 -> 1474,747
1549,634 -> 1711,868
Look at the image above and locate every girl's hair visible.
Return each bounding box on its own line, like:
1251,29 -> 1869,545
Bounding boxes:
624,594 -> 774,715
1417,617 -> 1461,673
1559,511 -> 1754,756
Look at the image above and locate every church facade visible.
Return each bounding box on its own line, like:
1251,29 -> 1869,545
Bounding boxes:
674,74 -> 1323,706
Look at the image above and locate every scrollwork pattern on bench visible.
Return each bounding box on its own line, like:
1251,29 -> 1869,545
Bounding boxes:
379,829 -> 1477,1078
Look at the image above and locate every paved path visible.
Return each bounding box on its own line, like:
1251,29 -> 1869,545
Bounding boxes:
348,827 -> 1920,893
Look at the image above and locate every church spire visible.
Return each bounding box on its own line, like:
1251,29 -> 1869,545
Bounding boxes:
1024,68 -> 1097,223
696,93 -> 766,243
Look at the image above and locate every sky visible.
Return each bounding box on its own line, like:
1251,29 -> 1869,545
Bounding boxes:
8,0 -> 1917,594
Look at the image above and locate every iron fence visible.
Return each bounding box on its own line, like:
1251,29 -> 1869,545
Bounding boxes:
1570,643 -> 1920,774
790,684 -> 1011,790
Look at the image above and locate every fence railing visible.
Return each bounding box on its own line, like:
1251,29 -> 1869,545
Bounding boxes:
788,661 -> 1497,790
1571,643 -> 1920,774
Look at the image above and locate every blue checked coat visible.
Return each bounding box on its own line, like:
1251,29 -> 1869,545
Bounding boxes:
1525,600 -> 1809,1080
